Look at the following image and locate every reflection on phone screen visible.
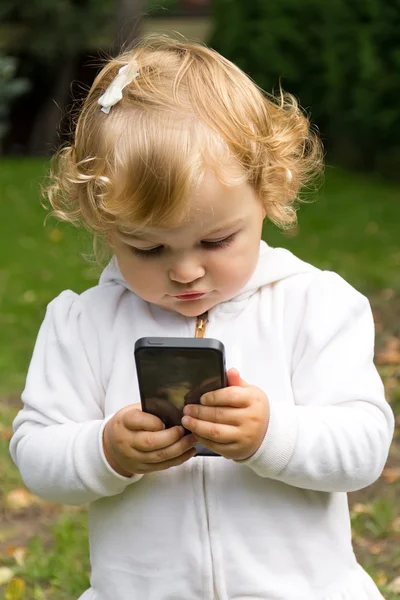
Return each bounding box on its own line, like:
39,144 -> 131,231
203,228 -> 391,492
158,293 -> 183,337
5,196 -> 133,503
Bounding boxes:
138,348 -> 224,429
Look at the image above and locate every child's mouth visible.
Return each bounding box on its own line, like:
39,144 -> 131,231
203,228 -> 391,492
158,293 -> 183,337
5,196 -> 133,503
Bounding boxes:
174,292 -> 206,301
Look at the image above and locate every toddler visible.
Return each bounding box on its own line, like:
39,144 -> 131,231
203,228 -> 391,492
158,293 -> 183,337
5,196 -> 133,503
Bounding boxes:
10,35 -> 394,600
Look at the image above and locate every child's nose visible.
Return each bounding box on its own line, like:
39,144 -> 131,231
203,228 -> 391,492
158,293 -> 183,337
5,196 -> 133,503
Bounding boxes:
169,259 -> 205,284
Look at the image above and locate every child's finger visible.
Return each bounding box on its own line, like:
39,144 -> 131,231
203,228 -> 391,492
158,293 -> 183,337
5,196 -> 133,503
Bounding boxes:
181,415 -> 236,443
138,433 -> 197,464
227,368 -> 249,388
183,403 -> 241,426
200,386 -> 250,408
122,407 -> 166,432
133,426 -> 187,452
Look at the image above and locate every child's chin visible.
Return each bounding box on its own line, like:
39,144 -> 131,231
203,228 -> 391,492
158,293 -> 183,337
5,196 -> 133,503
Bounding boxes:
172,297 -> 217,318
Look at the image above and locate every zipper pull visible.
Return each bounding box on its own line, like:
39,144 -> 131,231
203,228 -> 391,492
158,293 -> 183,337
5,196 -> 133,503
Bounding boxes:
195,312 -> 208,338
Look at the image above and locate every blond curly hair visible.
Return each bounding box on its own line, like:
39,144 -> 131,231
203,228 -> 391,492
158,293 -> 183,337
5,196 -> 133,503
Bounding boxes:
45,34 -> 323,243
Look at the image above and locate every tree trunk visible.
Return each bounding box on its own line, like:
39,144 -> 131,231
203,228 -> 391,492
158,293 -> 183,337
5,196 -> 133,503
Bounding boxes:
115,0 -> 143,52
28,0 -> 143,155
28,56 -> 76,155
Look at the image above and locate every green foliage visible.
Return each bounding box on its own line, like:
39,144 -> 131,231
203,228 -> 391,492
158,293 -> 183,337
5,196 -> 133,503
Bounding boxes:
209,0 -> 400,174
1,0 -> 180,61
1,0 -> 114,60
146,0 -> 179,13
0,55 -> 30,147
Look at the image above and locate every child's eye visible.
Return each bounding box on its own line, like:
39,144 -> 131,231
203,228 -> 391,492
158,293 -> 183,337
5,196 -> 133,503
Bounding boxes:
130,245 -> 164,258
128,233 -> 235,257
201,233 -> 235,249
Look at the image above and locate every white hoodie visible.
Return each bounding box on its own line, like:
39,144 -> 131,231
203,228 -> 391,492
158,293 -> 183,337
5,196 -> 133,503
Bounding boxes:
10,242 -> 394,600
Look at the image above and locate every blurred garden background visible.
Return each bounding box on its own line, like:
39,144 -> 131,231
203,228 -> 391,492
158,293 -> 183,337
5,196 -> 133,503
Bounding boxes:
0,0 -> 399,598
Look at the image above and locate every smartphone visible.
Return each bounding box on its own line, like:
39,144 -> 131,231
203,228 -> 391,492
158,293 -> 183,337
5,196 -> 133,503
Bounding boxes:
134,337 -> 227,457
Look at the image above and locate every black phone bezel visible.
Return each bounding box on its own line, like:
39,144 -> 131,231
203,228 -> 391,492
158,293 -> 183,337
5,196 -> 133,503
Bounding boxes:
134,337 -> 226,457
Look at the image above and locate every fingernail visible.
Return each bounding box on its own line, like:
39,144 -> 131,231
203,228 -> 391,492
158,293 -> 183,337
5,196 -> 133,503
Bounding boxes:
200,395 -> 206,404
181,416 -> 190,427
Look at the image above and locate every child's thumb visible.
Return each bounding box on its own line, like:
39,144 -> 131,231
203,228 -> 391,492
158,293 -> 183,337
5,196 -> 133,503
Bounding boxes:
227,368 -> 248,387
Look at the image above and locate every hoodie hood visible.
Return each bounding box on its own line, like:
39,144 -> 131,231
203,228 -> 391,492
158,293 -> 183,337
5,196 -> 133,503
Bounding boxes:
99,241 -> 317,304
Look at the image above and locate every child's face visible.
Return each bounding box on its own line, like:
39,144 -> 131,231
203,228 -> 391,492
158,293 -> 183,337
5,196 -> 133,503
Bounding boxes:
112,169 -> 265,317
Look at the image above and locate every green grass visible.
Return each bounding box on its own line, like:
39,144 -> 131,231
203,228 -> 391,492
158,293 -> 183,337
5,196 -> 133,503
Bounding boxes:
21,512 -> 90,598
264,165 -> 400,292
0,510 -> 90,600
0,159 -> 100,395
0,159 -> 399,395
0,158 -> 400,600
351,496 -> 398,539
0,401 -> 22,495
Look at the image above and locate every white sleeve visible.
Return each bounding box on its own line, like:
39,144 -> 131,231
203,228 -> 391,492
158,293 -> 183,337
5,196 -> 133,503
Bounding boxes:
242,271 -> 395,492
9,291 -> 142,505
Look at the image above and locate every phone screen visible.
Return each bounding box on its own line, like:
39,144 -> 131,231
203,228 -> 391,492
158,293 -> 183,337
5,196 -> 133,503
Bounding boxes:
136,347 -> 225,429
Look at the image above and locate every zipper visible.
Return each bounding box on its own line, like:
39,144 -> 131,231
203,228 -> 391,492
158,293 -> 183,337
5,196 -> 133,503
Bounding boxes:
195,310 -> 221,599
195,311 -> 208,338
203,460 -> 219,600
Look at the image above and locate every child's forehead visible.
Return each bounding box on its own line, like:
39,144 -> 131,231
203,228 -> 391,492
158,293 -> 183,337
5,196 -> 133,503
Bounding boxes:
115,163 -> 253,236
119,170 -> 257,240
125,215 -> 246,241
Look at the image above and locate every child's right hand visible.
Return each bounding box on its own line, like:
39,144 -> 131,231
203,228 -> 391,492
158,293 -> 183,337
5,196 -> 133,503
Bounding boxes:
103,404 -> 197,477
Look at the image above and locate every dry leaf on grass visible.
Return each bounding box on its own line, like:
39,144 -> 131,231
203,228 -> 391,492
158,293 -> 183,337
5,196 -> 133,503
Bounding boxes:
351,503 -> 371,515
375,336 -> 400,365
5,577 -> 25,600
387,576 -> 400,594
391,517 -> 400,533
352,534 -> 369,549
5,488 -> 61,518
48,229 -> 63,243
381,467 -> 400,484
0,567 -> 15,586
379,288 -> 396,301
6,546 -> 27,566
375,572 -> 388,587
0,424 -> 13,441
5,488 -> 41,510
369,542 -> 383,555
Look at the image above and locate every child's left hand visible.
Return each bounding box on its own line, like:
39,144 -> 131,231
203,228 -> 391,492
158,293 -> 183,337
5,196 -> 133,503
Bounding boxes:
181,369 -> 270,461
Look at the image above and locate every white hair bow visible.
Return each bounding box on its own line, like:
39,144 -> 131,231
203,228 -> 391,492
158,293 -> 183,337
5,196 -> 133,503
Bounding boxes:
98,61 -> 139,114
